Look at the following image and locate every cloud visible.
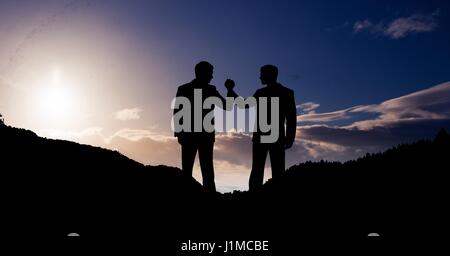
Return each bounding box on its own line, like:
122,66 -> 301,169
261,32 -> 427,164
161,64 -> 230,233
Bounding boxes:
384,13 -> 438,39
108,130 -> 255,192
37,126 -> 109,158
298,125 -> 393,147
38,126 -> 254,192
347,82 -> 450,130
384,15 -> 438,39
353,10 -> 439,39
297,105 -> 365,122
353,20 -> 372,33
297,102 -> 320,113
115,81 -> 449,168
37,81 -> 450,191
298,109 -> 348,122
296,118 -> 450,161
294,81 -> 450,161
298,82 -> 450,127
110,128 -> 160,141
115,107 -> 142,121
39,127 -> 104,142
214,132 -> 253,168
287,138 -> 361,164
108,132 -> 180,167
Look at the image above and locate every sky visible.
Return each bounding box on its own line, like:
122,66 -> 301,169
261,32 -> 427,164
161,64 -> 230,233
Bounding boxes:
1,0 -> 450,192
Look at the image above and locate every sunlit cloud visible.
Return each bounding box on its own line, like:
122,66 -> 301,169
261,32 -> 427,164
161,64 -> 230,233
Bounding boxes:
297,106 -> 363,122
353,10 -> 439,39
115,108 -> 143,121
297,102 -> 320,113
346,81 -> 450,130
294,81 -> 450,162
298,82 -> 450,127
110,128 -> 159,141
40,126 -> 103,139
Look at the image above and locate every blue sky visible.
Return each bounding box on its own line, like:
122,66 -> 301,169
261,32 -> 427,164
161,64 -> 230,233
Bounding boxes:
2,0 -> 449,117
99,0 -> 450,109
1,0 -> 449,191
117,0 -> 450,128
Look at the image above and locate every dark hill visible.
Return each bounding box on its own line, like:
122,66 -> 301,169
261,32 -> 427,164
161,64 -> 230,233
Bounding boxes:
1,123 -> 449,250
0,124 -> 204,240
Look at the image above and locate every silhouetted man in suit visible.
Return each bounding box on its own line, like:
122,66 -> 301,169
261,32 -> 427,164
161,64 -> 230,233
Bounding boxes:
226,65 -> 296,191
173,61 -> 237,193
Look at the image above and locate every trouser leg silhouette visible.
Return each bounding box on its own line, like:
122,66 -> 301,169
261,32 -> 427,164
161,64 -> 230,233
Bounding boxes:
269,143 -> 285,180
181,142 -> 196,177
249,142 -> 285,191
249,143 -> 268,191
198,140 -> 216,193
181,139 -> 216,193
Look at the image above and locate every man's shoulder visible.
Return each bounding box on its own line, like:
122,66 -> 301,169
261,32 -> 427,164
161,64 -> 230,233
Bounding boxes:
177,82 -> 196,96
206,84 -> 217,90
203,84 -> 219,95
177,82 -> 192,91
254,84 -> 294,95
254,87 -> 264,95
279,84 -> 294,97
278,83 -> 294,94
178,83 -> 216,90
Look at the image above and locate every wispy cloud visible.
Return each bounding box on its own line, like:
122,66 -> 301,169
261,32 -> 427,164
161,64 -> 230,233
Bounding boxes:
384,13 -> 439,39
295,81 -> 450,163
297,102 -> 320,113
297,105 -> 366,122
299,82 -> 450,127
353,19 -> 372,33
353,10 -> 439,39
347,82 -> 450,129
115,107 -> 142,121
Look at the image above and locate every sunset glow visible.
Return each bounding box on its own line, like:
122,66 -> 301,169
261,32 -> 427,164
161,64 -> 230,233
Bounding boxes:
1,0 -> 449,192
34,67 -> 77,125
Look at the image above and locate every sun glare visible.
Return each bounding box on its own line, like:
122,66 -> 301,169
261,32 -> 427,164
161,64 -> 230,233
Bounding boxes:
35,67 -> 76,125
40,87 -> 71,117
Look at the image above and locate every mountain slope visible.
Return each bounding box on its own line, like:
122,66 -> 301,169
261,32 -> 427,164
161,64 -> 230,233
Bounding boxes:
1,123 -> 449,247
0,124 -> 204,240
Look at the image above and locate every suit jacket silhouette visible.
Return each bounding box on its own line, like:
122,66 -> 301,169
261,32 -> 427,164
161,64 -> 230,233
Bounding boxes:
174,78 -> 236,142
252,82 -> 296,145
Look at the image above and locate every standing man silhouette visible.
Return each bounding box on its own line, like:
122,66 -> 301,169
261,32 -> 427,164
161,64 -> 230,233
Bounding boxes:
173,61 -> 237,193
226,65 -> 296,191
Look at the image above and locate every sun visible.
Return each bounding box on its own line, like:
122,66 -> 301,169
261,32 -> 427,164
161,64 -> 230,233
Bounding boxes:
39,86 -> 72,117
35,67 -> 76,125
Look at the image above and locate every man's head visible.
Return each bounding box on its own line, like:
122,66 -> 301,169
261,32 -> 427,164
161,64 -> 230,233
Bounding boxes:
259,64 -> 278,85
195,61 -> 214,84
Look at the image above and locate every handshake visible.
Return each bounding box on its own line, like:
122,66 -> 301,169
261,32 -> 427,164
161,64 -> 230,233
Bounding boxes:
174,62 -> 297,192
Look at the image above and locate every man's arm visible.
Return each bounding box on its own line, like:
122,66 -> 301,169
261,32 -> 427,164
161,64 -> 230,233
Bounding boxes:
223,79 -> 255,109
285,90 -> 297,149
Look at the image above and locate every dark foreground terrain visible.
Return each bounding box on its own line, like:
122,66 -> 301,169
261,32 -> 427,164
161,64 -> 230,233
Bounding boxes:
1,123 -> 448,253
